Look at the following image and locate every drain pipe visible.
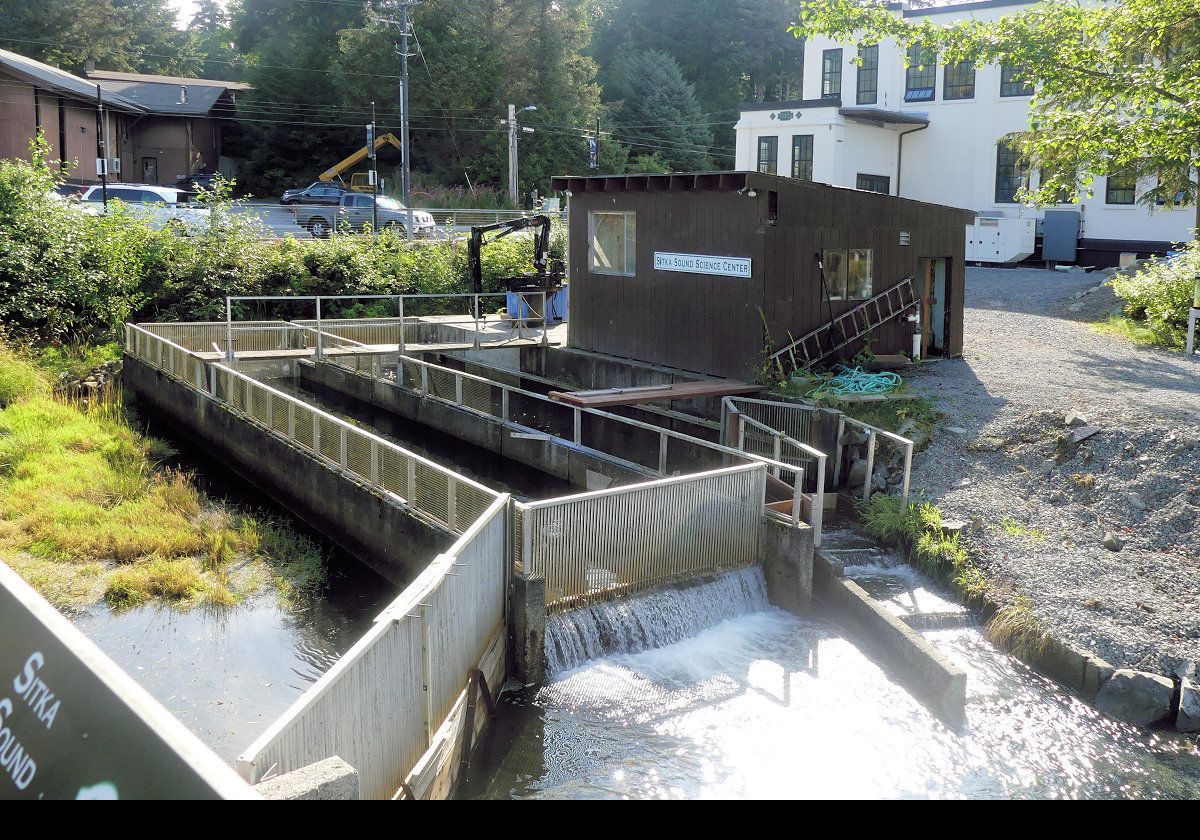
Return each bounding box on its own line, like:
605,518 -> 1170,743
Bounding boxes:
895,123 -> 929,198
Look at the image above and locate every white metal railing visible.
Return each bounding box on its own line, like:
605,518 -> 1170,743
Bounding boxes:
735,413 -> 825,545
127,323 -> 500,534
221,293 -> 552,362
136,320 -> 305,355
723,394 -> 912,508
329,350 -> 816,517
236,493 -> 511,800
515,463 -> 767,611
837,415 -> 914,504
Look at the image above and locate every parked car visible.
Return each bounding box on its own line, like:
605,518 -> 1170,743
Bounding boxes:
53,182 -> 88,199
173,172 -> 221,199
78,184 -> 211,234
280,182 -> 348,206
294,194 -> 436,238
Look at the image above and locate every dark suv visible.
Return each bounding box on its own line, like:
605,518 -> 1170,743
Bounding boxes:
281,182 -> 348,206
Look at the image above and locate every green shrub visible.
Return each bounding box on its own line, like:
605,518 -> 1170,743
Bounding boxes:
0,141 -> 562,344
1111,242 -> 1199,343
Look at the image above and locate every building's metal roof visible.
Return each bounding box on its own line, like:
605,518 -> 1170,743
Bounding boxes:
88,78 -> 228,116
87,70 -> 252,90
0,48 -> 143,112
550,171 -> 975,219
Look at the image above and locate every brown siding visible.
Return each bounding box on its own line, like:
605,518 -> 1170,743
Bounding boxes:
562,173 -> 971,379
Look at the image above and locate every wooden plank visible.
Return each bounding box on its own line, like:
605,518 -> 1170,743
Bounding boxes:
548,378 -> 762,408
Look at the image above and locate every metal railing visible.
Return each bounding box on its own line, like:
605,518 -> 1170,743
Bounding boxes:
330,350 -> 813,503
236,492 -> 511,800
219,293 -> 552,361
836,414 -> 914,504
515,463 -> 767,611
127,323 -> 500,535
136,320 -> 305,355
723,393 -> 912,508
735,413 -> 825,544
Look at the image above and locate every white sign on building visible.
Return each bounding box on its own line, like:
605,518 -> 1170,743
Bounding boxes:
653,252 -> 752,278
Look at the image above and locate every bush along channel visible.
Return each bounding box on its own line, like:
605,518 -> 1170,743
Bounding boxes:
857,493 -> 1199,732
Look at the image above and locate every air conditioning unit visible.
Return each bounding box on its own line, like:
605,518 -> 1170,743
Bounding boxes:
965,214 -> 1036,263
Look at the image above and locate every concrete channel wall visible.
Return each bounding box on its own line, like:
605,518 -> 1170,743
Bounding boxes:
125,356 -> 452,584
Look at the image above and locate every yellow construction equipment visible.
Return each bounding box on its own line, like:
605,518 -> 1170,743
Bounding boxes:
318,133 -> 401,193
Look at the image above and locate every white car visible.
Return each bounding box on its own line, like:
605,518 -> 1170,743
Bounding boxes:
77,184 -> 211,233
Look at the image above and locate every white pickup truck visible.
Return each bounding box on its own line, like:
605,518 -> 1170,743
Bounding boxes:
77,184 -> 211,234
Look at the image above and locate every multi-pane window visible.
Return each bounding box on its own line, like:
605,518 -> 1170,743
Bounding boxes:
791,135 -> 814,181
943,60 -> 975,100
823,249 -> 874,300
994,142 -> 1027,203
757,136 -> 778,175
856,173 -> 891,194
1000,64 -> 1034,97
856,45 -> 878,105
1106,172 -> 1137,205
590,211 -> 636,276
822,49 -> 843,99
904,43 -> 936,102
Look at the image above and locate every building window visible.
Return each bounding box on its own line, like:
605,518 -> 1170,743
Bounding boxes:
757,136 -> 778,174
1000,64 -> 1033,97
943,60 -> 975,100
791,135 -> 814,181
856,45 -> 878,105
995,142 -> 1027,203
856,173 -> 890,194
904,43 -> 936,102
1106,171 -> 1136,205
590,211 -> 636,276
822,49 -> 842,99
822,248 -> 874,300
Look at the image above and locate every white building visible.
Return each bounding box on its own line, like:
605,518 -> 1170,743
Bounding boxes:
734,0 -> 1194,266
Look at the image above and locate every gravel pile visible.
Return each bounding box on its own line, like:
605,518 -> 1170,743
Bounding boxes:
903,266 -> 1200,676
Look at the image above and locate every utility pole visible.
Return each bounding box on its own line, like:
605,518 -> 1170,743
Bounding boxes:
94,84 -> 108,211
373,2 -> 416,242
399,0 -> 413,242
369,103 -> 378,236
502,104 -> 536,207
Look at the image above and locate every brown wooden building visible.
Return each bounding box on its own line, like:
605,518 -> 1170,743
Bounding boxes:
550,171 -> 973,381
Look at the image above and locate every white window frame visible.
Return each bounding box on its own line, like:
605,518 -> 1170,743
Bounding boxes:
589,210 -> 636,277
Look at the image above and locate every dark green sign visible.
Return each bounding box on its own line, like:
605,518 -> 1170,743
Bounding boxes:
0,564 -> 256,800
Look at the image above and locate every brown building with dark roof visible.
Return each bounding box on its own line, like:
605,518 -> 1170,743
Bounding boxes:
0,48 -> 248,186
551,171 -> 973,381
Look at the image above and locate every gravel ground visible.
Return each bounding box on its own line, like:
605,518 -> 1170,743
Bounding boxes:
904,265 -> 1200,676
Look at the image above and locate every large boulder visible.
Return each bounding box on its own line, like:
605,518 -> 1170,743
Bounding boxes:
1177,677 -> 1200,733
1094,669 -> 1174,727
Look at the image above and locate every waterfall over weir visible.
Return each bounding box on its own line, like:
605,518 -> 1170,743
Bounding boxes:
544,566 -> 770,674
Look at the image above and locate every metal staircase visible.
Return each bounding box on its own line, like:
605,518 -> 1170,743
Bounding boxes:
770,277 -> 918,371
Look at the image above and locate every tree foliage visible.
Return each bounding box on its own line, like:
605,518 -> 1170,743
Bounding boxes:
791,0 -> 1200,227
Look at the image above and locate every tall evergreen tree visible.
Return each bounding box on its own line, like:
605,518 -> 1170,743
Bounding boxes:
607,50 -> 713,171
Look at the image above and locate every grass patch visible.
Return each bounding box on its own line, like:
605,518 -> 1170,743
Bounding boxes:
997,516 -> 1047,542
0,343 -> 327,611
1089,314 -> 1184,350
38,342 -> 121,384
985,595 -> 1050,659
0,347 -> 49,407
858,493 -> 989,602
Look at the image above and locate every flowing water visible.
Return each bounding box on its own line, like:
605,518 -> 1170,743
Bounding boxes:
81,367 -> 568,764
465,560 -> 1200,799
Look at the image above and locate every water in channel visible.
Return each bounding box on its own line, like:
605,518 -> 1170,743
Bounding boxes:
465,559 -> 1200,799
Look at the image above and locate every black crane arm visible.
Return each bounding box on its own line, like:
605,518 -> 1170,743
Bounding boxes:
467,214 -> 553,296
